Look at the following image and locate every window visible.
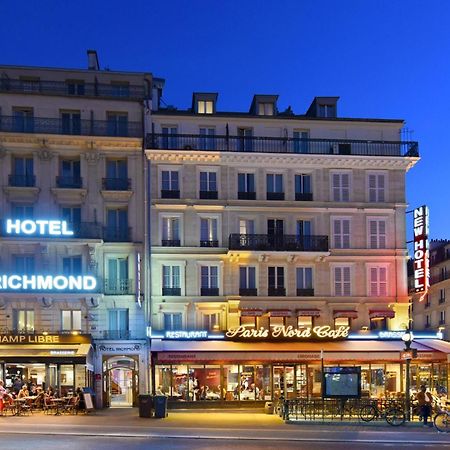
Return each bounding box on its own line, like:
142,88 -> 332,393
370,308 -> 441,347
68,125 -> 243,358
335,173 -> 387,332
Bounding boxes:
258,102 -> 274,116
200,266 -> 219,296
440,311 -> 446,325
11,156 -> 34,187
268,267 -> 285,296
331,173 -> 350,202
266,174 -> 284,200
295,174 -> 312,200
110,82 -> 130,98
62,206 -> 81,226
318,104 -> 336,118
425,315 -> 431,328
19,77 -> 40,92
238,173 -> 256,199
200,217 -> 218,247
237,128 -> 253,152
369,266 -> 388,297
162,265 -> 181,296
63,256 -> 82,275
106,258 -> 129,294
12,107 -> 34,132
14,255 -> 35,272
296,267 -> 313,296
368,173 -> 386,202
203,312 -> 220,331
297,316 -> 313,328
297,220 -> 311,236
269,316 -> 285,327
439,289 -> 446,304
199,127 -> 216,150
293,131 -> 309,153
107,112 -> 128,136
239,219 -> 255,235
60,110 -> 81,135
334,266 -> 351,296
11,204 -> 34,219
240,316 -> 256,327
332,218 -> 350,249
161,170 -> 179,198
61,310 -> 82,331
108,309 -> 129,339
368,219 -> 386,249
198,101 -> 214,114
106,208 -> 128,241
59,159 -> 81,188
13,310 -> 34,333
66,80 -> 85,96
162,216 -> 180,246
199,171 -> 217,199
105,159 -> 128,190
162,126 -> 178,149
334,317 -> 350,328
164,313 -> 182,331
239,266 -> 257,295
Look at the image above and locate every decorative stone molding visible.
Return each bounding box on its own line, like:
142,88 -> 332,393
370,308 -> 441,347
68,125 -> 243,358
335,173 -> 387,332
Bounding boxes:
87,296 -> 100,309
3,186 -> 40,203
100,189 -> 133,202
84,150 -> 101,165
87,244 -> 98,271
36,148 -> 54,161
258,254 -> 269,263
41,297 -> 53,308
51,188 -> 88,204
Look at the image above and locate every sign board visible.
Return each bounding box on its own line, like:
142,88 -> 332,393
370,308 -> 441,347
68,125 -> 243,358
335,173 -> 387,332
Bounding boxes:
5,219 -> 74,237
323,367 -> 361,399
0,274 -> 97,292
413,205 -> 430,293
83,392 -> 94,410
0,333 -> 91,345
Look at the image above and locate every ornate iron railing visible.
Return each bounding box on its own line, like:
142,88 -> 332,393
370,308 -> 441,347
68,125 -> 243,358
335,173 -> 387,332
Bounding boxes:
229,234 -> 329,252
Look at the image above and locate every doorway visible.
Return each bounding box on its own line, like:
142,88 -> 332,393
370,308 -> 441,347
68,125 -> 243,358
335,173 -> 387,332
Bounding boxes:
104,356 -> 138,408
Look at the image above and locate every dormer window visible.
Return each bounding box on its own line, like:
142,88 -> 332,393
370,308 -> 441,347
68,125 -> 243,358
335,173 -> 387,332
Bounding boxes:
318,104 -> 336,118
198,100 -> 213,114
258,102 -> 274,116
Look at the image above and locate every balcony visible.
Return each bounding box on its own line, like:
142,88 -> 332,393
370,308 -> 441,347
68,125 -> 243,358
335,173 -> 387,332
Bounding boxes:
200,240 -> 219,248
102,178 -> 131,191
267,192 -> 285,201
239,288 -> 258,296
297,288 -> 315,296
229,234 -> 329,252
268,287 -> 286,296
199,190 -> 218,200
103,227 -> 131,242
431,273 -> 450,284
0,116 -> 142,137
439,297 -> 446,304
162,287 -> 181,296
238,191 -> 256,200
146,133 -> 419,157
0,78 -> 147,100
161,189 -> 180,199
201,287 -> 219,296
102,330 -> 132,340
295,192 -> 313,201
8,174 -> 36,187
104,279 -> 134,295
439,320 -> 446,326
56,176 -> 83,189
161,239 -> 181,247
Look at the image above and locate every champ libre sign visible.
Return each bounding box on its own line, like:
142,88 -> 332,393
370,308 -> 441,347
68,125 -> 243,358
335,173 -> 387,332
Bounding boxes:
225,325 -> 350,341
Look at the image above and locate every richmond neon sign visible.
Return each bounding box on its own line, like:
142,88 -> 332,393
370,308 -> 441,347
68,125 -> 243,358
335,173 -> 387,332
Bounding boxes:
0,275 -> 97,292
5,219 -> 74,236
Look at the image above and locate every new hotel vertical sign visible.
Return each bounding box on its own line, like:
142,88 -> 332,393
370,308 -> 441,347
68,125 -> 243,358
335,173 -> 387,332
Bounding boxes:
413,205 -> 430,293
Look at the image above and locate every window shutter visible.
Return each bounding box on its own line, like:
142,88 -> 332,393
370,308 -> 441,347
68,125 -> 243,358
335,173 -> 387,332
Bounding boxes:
200,218 -> 208,241
370,267 -> 378,296
377,175 -> 385,202
333,219 -> 342,248
341,174 -> 350,201
332,174 -> 340,201
342,219 -> 350,248
343,267 -> 351,296
379,267 -> 387,296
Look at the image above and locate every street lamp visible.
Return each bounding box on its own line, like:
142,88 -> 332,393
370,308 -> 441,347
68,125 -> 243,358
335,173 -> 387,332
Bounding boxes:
402,330 -> 414,421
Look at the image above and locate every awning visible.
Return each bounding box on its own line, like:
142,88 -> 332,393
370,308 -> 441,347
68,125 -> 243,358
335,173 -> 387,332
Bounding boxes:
334,310 -> 358,319
269,310 -> 291,317
239,308 -> 264,317
297,309 -> 321,317
369,310 -> 395,319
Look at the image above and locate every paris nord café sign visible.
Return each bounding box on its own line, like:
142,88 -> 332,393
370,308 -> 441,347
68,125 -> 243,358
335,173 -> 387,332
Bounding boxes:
0,219 -> 97,293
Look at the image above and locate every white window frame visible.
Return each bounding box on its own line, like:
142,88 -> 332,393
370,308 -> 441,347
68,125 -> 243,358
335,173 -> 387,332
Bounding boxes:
198,213 -> 222,246
237,169 -> 256,195
330,170 -> 352,202
367,217 -> 388,249
239,217 -> 256,235
197,261 -> 223,296
197,166 -> 220,195
294,172 -> 313,195
61,310 -> 82,331
239,265 -> 258,290
258,102 -> 274,116
159,212 -> 184,246
331,264 -> 353,296
158,303 -> 187,330
331,216 -> 351,249
366,263 -> 389,297
296,266 -> 314,290
158,165 -> 182,198
366,171 -> 388,203
267,265 -> 286,290
198,100 -> 214,114
266,171 -> 285,194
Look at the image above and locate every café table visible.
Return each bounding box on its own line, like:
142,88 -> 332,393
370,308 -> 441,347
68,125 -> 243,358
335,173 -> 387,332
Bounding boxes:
51,398 -> 67,416
13,398 -> 27,416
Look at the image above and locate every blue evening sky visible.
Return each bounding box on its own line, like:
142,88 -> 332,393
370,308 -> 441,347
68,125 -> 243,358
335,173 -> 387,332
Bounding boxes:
1,0 -> 448,241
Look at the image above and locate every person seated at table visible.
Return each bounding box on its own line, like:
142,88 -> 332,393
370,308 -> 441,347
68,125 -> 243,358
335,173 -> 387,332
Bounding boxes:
46,386 -> 55,397
75,387 -> 85,411
17,385 -> 29,399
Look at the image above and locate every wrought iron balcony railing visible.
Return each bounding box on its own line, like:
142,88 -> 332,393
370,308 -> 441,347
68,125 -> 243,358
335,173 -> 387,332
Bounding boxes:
161,239 -> 181,247
56,176 -> 83,189
239,288 -> 258,296
200,240 -> 219,247
431,272 -> 450,285
160,189 -> 180,199
0,78 -> 147,100
102,178 -> 131,190
295,192 -> 313,201
268,287 -> 286,296
0,115 -> 142,137
229,234 -> 329,252
201,287 -> 220,296
104,278 -> 134,295
8,174 -> 36,187
146,133 -> 419,157
238,191 -> 256,200
297,288 -> 315,297
101,330 -> 132,340
199,190 -> 218,199
102,226 -> 131,242
162,287 -> 181,296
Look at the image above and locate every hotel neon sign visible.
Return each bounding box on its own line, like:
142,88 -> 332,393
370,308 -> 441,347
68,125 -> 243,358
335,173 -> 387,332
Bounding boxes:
5,219 -> 74,237
413,205 -> 430,294
0,274 -> 97,292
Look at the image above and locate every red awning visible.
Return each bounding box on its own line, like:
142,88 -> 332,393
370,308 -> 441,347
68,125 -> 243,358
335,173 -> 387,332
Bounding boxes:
369,310 -> 395,319
333,310 -> 358,319
239,308 -> 264,317
296,309 -> 321,317
269,310 -> 292,317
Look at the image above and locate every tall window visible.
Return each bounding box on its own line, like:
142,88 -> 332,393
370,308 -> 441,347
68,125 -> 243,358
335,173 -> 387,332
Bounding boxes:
106,208 -> 128,241
106,258 -> 129,294
162,265 -> 181,296
105,159 -> 128,190
199,127 -> 216,150
369,267 -> 387,297
11,204 -> 34,219
61,310 -> 82,331
110,82 -> 130,98
162,216 -> 180,246
268,267 -> 285,296
239,219 -> 255,235
13,107 -> 34,132
258,102 -> 274,116
239,266 -> 257,295
440,310 -> 446,325
58,159 -> 81,188
161,170 -> 179,198
331,173 -> 350,202
107,112 -> 128,136
293,131 -> 309,153
62,207 -> 81,234
61,110 -> 81,135
296,267 -> 313,296
203,312 -> 220,331
237,128 -> 253,152
14,255 -> 35,272
334,266 -> 351,296
13,310 -> 34,333
164,313 -> 182,331
198,101 -> 213,114
368,173 -> 386,202
266,174 -> 284,200
108,309 -> 129,338
199,171 -> 217,198
162,126 -> 178,149
200,217 -> 218,247
332,218 -> 350,249
200,266 -> 219,295
11,156 -> 34,187
295,174 -> 312,200
368,219 -> 386,249
63,256 -> 82,275
238,173 -> 255,199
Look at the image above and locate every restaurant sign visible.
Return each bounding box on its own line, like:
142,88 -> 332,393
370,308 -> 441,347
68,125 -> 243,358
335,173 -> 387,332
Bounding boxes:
225,325 -> 350,341
0,334 -> 91,345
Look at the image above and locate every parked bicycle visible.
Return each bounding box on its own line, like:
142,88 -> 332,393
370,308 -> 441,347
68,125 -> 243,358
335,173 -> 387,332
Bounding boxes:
434,401 -> 450,432
359,400 -> 405,426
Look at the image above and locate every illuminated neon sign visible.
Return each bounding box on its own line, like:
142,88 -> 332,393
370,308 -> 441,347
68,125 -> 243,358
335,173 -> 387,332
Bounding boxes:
5,219 -> 74,236
165,331 -> 209,339
0,275 -> 97,292
413,205 -> 430,293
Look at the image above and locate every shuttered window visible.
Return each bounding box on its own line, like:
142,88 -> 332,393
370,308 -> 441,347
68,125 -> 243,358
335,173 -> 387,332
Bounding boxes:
369,267 -> 387,297
334,266 -> 351,296
333,218 -> 350,249
331,173 -> 350,202
368,219 -> 386,249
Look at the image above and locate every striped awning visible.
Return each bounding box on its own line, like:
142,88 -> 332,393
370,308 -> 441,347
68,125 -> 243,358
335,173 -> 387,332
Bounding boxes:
333,310 -> 358,319
369,309 -> 395,319
269,309 -> 292,317
239,308 -> 264,317
296,309 -> 321,317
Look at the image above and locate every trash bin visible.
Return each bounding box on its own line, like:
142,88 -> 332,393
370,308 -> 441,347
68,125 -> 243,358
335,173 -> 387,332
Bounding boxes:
264,401 -> 273,414
153,395 -> 168,418
138,394 -> 153,418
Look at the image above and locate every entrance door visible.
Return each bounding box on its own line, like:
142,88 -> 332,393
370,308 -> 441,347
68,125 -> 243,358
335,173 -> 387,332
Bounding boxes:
273,365 -> 296,400
267,219 -> 284,249
109,367 -> 133,407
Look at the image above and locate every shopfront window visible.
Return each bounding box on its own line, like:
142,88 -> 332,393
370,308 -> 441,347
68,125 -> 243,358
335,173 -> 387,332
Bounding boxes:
240,316 -> 256,327
256,365 -> 271,400
296,365 -> 307,397
240,365 -> 255,400
334,317 -> 350,328
370,365 -> 385,398
385,363 -> 401,398
298,315 -> 313,328
172,365 -> 188,401
308,364 -> 322,397
156,365 -> 172,396
60,364 -> 74,396
223,365 -> 239,400
269,316 -> 285,327
361,364 -> 370,397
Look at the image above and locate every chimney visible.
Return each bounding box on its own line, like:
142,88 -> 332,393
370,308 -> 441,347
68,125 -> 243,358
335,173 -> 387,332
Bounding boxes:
87,50 -> 100,70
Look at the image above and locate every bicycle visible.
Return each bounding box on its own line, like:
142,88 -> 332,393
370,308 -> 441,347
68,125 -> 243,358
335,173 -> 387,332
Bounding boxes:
359,400 -> 406,426
434,402 -> 450,433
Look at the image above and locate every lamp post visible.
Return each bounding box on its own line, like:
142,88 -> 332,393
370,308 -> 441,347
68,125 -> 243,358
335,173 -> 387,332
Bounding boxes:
402,330 -> 414,421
